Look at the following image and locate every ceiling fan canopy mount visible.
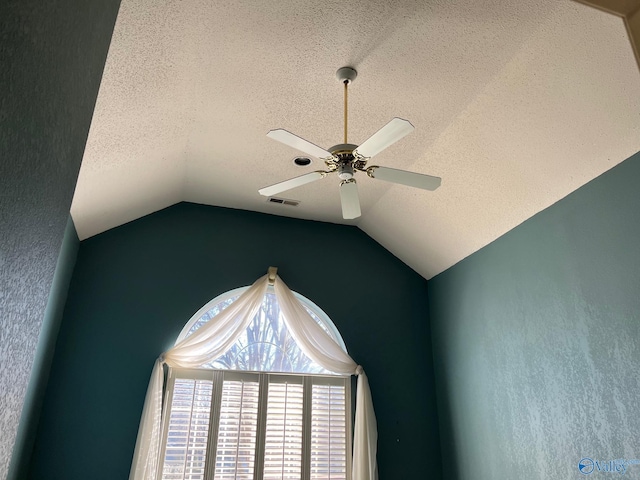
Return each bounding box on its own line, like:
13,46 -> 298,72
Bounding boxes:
259,67 -> 442,219
336,66 -> 357,84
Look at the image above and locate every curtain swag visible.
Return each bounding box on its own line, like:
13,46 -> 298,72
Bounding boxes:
129,272 -> 378,480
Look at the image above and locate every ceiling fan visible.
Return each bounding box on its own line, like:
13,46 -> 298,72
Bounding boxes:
259,67 -> 442,219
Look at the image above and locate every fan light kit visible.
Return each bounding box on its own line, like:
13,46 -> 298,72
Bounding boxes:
259,67 -> 442,219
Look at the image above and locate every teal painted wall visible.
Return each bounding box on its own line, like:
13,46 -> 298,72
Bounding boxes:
428,152 -> 640,479
8,219 -> 79,480
0,1 -> 120,476
29,203 -> 442,479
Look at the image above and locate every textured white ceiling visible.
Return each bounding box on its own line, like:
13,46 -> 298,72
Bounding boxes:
71,0 -> 640,279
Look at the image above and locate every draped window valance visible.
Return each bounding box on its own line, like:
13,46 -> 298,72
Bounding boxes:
129,271 -> 378,480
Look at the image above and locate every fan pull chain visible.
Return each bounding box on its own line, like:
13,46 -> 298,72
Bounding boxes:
344,80 -> 348,144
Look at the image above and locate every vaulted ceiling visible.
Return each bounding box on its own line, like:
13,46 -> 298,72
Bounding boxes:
71,0 -> 640,279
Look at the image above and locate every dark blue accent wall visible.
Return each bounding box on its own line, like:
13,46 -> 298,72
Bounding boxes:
428,152 -> 640,480
29,203 -> 442,479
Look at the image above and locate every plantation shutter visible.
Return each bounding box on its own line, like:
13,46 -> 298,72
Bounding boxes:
263,377 -> 305,479
161,369 -> 350,480
161,377 -> 213,480
213,375 -> 260,479
311,380 -> 348,479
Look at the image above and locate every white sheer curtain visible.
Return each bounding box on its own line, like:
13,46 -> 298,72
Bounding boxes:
274,277 -> 378,480
129,272 -> 378,480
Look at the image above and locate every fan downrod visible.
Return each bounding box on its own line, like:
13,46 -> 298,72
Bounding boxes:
336,67 -> 357,144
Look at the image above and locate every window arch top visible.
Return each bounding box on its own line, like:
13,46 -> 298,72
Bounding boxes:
177,286 -> 347,374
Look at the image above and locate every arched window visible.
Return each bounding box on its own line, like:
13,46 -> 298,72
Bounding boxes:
159,286 -> 351,480
177,286 -> 347,373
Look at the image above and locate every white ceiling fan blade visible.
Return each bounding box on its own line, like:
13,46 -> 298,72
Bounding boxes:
368,166 -> 441,191
267,129 -> 333,159
353,118 -> 414,159
339,180 -> 361,219
258,171 -> 328,197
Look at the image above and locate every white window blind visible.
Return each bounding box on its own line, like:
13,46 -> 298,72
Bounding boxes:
160,369 -> 351,480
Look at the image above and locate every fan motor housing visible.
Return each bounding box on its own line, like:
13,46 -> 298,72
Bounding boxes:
329,143 -> 358,159
329,143 -> 360,178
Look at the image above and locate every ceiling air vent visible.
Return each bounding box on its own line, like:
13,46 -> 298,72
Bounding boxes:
268,197 -> 300,207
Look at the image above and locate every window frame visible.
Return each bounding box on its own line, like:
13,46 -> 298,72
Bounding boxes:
159,367 -> 353,480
